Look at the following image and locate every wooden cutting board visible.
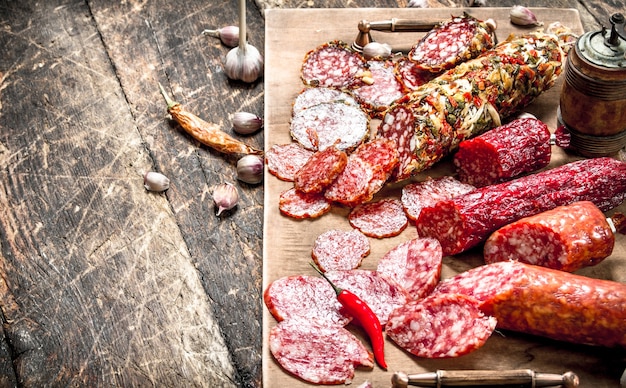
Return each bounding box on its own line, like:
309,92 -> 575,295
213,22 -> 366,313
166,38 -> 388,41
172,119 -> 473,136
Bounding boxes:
263,7 -> 626,387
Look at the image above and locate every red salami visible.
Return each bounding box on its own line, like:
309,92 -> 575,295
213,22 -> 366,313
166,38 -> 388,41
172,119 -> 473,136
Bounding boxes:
453,118 -> 552,187
434,261 -> 626,348
483,201 -> 614,272
279,187 -> 331,219
266,143 -> 313,181
292,87 -> 358,115
312,229 -> 370,272
416,157 -> 626,256
348,198 -> 408,238
352,60 -> 406,118
294,145 -> 347,194
269,320 -> 374,385
395,57 -> 437,92
401,176 -> 475,221
376,237 -> 442,300
326,269 -> 409,326
301,40 -> 366,88
409,14 -> 495,72
264,275 -> 351,326
385,293 -> 497,358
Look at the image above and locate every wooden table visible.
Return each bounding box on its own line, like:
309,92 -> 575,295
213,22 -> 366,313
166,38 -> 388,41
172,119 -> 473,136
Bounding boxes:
0,1 -> 623,387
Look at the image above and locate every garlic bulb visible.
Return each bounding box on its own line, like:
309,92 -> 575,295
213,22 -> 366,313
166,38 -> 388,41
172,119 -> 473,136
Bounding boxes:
232,112 -> 264,134
143,171 -> 170,192
509,5 -> 543,27
237,155 -> 264,184
224,0 -> 264,83
213,182 -> 239,216
202,26 -> 240,48
362,42 -> 392,60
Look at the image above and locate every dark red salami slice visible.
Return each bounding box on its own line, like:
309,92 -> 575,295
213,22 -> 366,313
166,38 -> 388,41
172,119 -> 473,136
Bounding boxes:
292,87 -> 359,115
301,40 -> 366,88
264,275 -> 351,326
269,320 -> 374,385
386,293 -> 497,358
483,201 -> 614,272
416,157 -> 626,255
453,118 -> 552,187
348,198 -> 408,238
294,145 -> 348,194
433,261 -> 626,348
326,269 -> 409,326
279,187 -> 331,219
401,176 -> 475,221
395,57 -> 437,92
290,102 -> 370,152
266,143 -> 314,181
352,60 -> 406,118
376,237 -> 442,300
312,229 -> 370,272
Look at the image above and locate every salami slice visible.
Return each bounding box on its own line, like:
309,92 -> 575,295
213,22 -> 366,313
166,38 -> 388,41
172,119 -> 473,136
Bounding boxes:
409,14 -> 495,72
279,187 -> 331,219
266,143 -> 314,181
292,87 -> 359,115
312,229 -> 370,272
401,176 -> 475,221
326,269 -> 409,326
376,237 -> 442,300
348,198 -> 408,238
434,261 -> 626,348
269,320 -> 374,385
385,293 -> 497,358
453,117 -> 552,187
290,101 -> 370,152
301,40 -> 366,88
294,145 -> 348,194
416,157 -> 626,256
264,275 -> 351,326
395,57 -> 437,92
352,60 -> 406,118
483,201 -> 614,272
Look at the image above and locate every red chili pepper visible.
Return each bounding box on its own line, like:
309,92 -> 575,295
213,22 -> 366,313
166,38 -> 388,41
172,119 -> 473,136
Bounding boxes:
310,263 -> 387,370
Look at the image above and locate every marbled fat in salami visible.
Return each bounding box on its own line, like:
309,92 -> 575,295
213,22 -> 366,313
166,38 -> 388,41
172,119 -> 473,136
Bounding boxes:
416,157 -> 626,255
453,118 -> 552,187
352,60 -> 406,118
301,40 -> 366,88
265,143 -> 313,181
386,293 -> 497,358
294,145 -> 347,194
376,237 -> 442,300
279,187 -> 331,219
312,229 -> 370,272
483,201 -> 614,272
401,176 -> 475,221
348,198 -> 408,238
292,87 -> 359,115
264,275 -> 351,326
269,320 -> 374,385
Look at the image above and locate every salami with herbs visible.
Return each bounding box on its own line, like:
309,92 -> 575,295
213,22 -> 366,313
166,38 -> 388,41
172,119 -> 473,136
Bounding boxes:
311,229 -> 370,272
279,187 -> 331,219
416,157 -> 626,256
453,117 -> 552,187
301,40 -> 366,88
401,176 -> 475,221
348,198 -> 408,238
294,145 -> 348,194
266,143 -> 313,181
483,201 -> 614,272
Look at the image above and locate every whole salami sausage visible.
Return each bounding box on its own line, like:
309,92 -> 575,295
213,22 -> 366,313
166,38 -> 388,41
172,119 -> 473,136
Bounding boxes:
483,201 -> 615,272
416,157 -> 626,256
433,261 -> 626,348
453,117 -> 552,187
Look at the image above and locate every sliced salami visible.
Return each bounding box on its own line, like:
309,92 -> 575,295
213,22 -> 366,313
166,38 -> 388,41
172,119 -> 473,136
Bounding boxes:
326,269 -> 409,326
453,118 -> 552,187
290,101 -> 370,152
264,275 -> 351,326
279,187 -> 331,219
401,176 -> 475,221
483,201 -> 615,272
266,143 -> 314,182
312,229 -> 370,272
294,145 -> 348,194
352,60 -> 406,118
301,40 -> 366,88
395,57 -> 437,92
386,293 -> 497,358
292,87 -> 359,115
376,237 -> 442,300
348,198 -> 408,238
269,320 -> 374,385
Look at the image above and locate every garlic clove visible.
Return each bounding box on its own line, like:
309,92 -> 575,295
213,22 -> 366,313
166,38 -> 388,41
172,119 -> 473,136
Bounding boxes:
362,42 -> 392,60
213,182 -> 239,216
237,154 -> 264,184
509,5 -> 543,27
144,171 -> 170,192
202,26 -> 241,48
232,111 -> 264,135
224,44 -> 264,83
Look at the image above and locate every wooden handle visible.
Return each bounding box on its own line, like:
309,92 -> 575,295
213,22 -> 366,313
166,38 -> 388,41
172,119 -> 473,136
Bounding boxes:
391,369 -> 579,388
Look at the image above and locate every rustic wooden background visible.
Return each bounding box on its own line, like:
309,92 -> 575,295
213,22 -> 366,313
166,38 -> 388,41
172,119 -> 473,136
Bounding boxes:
0,0 -> 622,387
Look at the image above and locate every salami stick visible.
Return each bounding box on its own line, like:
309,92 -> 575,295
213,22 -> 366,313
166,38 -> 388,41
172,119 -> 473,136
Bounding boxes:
416,157 -> 626,256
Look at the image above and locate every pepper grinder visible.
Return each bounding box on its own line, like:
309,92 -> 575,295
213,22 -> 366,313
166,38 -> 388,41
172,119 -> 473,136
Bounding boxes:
559,13 -> 626,157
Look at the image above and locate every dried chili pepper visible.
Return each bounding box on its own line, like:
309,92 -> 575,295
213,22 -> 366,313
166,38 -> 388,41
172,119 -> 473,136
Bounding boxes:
310,262 -> 387,370
158,83 -> 263,156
